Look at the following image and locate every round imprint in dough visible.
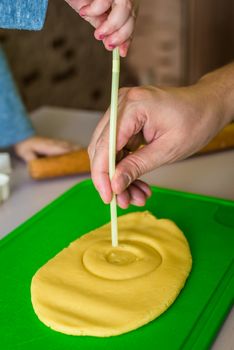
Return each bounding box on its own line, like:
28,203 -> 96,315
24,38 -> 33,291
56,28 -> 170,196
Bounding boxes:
31,211 -> 192,337
83,240 -> 162,280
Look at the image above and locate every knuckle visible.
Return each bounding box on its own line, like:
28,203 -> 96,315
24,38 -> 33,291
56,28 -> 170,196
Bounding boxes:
118,87 -> 130,101
120,0 -> 132,11
107,0 -> 112,7
126,0 -> 132,9
107,22 -> 117,33
121,154 -> 147,181
125,86 -> 146,101
87,143 -> 93,158
95,135 -> 108,151
112,32 -> 122,44
95,0 -> 109,11
129,155 -> 147,178
119,87 -> 129,95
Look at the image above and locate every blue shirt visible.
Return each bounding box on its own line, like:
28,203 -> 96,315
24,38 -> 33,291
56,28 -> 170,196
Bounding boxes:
0,0 -> 48,30
0,0 -> 48,147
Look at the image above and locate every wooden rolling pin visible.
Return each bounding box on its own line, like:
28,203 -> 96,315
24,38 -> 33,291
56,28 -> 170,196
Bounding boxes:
28,124 -> 234,180
28,149 -> 90,180
198,123 -> 234,154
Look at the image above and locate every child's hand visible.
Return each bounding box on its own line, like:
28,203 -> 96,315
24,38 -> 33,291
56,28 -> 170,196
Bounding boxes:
65,0 -> 138,57
14,136 -> 79,162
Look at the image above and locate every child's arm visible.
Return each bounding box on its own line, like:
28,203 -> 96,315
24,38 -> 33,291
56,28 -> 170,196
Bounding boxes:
0,0 -> 48,30
0,48 -> 78,161
0,48 -> 35,148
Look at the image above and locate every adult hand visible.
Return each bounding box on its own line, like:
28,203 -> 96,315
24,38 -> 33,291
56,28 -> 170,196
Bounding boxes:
88,81 -> 230,208
14,136 -> 79,162
65,0 -> 138,57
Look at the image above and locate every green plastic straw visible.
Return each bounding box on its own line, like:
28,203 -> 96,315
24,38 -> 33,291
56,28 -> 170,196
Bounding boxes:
109,48 -> 120,247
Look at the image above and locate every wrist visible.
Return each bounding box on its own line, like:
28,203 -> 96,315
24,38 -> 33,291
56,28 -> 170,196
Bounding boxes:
197,64 -> 234,126
175,78 -> 230,151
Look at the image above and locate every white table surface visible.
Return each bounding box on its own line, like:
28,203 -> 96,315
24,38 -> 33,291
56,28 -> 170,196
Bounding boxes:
0,106 -> 233,349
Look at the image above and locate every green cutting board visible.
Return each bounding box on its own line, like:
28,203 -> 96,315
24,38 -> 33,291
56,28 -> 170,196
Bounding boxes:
0,179 -> 233,350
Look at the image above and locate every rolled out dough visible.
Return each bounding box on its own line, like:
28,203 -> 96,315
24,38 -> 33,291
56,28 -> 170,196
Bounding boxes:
31,211 -> 192,337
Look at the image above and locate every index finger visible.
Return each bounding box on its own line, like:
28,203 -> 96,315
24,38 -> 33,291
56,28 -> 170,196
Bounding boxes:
88,89 -> 128,161
95,1 -> 131,39
79,0 -> 111,17
90,122 -> 112,204
88,108 -> 110,162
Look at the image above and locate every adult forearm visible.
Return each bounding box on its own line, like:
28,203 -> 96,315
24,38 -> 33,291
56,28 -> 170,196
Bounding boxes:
197,63 -> 234,126
0,0 -> 48,30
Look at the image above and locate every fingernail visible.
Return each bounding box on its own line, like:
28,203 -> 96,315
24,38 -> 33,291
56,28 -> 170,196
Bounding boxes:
79,9 -> 86,17
99,34 -> 105,40
123,173 -> 131,185
116,173 -> 131,193
109,44 -> 116,49
99,189 -> 109,204
146,189 -> 152,198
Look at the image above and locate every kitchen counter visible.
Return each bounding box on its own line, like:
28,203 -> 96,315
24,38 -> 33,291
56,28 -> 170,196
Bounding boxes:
0,106 -> 233,349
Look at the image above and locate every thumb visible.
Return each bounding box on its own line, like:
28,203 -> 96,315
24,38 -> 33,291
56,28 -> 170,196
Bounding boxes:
33,140 -> 79,156
111,141 -> 166,194
16,148 -> 37,162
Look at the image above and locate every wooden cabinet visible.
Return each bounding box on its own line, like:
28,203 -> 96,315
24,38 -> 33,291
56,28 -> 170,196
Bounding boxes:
186,0 -> 234,83
0,0 -> 233,111
129,0 -> 234,86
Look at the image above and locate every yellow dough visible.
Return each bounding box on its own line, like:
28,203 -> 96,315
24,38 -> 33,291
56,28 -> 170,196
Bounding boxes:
31,211 -> 192,337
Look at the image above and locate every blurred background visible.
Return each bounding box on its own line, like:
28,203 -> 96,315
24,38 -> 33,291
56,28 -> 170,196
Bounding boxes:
0,3 -> 234,348
0,0 -> 233,113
